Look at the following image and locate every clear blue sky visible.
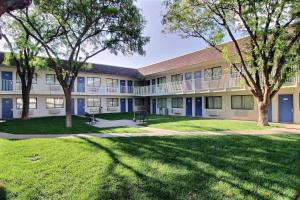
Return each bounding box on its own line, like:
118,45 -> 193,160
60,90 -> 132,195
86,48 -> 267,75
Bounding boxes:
88,0 -> 208,68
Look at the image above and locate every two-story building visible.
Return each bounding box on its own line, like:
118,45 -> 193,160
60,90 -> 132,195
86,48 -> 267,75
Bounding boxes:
1,39 -> 299,123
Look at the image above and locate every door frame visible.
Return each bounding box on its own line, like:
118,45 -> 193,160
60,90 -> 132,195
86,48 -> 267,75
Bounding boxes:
128,98 -> 133,112
120,98 -> 126,112
185,97 -> 193,117
77,98 -> 85,115
152,98 -> 156,114
278,94 -> 294,123
195,97 -> 203,117
2,98 -> 13,119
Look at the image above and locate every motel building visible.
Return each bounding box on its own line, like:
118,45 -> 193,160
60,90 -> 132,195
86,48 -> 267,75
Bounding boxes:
0,40 -> 299,124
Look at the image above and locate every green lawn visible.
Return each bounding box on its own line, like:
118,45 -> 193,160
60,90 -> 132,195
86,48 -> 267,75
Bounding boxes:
0,135 -> 299,200
0,114 -> 275,134
0,116 -> 144,134
97,113 -> 275,132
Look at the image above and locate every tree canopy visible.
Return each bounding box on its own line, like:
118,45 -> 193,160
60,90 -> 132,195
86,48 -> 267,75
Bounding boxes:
163,0 -> 300,125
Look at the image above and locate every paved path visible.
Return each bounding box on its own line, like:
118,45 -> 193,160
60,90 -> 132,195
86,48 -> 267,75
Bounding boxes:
91,118 -> 143,128
1,126 -> 300,140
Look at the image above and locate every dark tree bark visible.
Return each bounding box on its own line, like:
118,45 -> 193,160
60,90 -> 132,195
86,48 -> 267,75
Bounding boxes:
61,83 -> 73,128
19,69 -> 34,120
0,0 -> 31,16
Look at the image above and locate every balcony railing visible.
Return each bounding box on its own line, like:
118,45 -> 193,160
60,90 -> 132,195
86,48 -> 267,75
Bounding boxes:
1,80 -> 13,91
1,73 -> 299,95
133,74 -> 247,96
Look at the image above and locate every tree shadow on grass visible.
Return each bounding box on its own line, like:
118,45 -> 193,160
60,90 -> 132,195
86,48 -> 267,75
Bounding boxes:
106,135 -> 300,199
0,184 -> 7,200
65,134 -> 300,199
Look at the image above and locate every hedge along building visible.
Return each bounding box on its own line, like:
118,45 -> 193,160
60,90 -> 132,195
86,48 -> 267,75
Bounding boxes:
0,38 -> 299,123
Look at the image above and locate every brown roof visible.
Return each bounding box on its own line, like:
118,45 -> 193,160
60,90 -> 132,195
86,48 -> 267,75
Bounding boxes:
137,37 -> 249,76
0,52 -> 142,79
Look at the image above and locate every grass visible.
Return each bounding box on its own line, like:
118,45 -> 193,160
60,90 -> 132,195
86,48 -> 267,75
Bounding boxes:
0,116 -> 145,134
0,135 -> 300,199
0,113 -> 276,134
97,113 -> 275,132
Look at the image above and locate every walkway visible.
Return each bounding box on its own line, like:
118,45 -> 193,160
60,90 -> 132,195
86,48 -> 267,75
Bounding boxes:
1,126 -> 300,139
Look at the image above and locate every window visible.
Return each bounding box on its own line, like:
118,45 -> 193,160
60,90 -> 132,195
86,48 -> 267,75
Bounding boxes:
231,95 -> 254,110
87,98 -> 101,107
16,73 -> 37,84
107,98 -> 118,107
46,74 -> 59,85
157,98 -> 167,108
135,98 -> 144,106
171,74 -> 183,82
16,98 -> 37,109
46,98 -> 64,108
204,66 -> 222,80
157,76 -> 166,85
205,96 -> 222,109
172,98 -> 183,108
106,78 -> 118,87
231,63 -> 247,78
87,77 -> 100,87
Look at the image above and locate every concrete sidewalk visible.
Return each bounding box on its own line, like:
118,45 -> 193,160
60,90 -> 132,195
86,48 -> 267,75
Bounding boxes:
1,126 -> 300,139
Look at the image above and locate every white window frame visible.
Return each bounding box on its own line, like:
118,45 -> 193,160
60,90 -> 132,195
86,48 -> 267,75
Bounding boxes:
46,98 -> 64,109
107,98 -> 119,107
16,98 -> 37,109
171,98 -> 183,108
87,98 -> 101,107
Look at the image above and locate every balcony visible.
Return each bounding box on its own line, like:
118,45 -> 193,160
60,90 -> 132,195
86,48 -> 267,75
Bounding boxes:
1,80 -> 13,91
132,74 -> 249,96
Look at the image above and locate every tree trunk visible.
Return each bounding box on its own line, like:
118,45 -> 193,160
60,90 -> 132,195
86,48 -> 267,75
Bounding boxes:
21,88 -> 30,120
64,88 -> 72,128
257,100 -> 269,126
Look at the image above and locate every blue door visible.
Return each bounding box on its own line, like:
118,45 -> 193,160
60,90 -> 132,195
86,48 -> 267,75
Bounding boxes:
194,71 -> 202,90
2,98 -> 13,119
127,80 -> 133,93
120,80 -> 126,93
185,72 -> 192,91
279,94 -> 294,123
77,98 -> 85,115
186,97 -> 192,117
268,101 -> 272,122
151,79 -> 156,93
77,77 -> 85,92
195,97 -> 203,117
120,98 -> 126,112
152,98 -> 156,114
128,98 -> 133,112
71,98 -> 75,115
1,71 -> 13,91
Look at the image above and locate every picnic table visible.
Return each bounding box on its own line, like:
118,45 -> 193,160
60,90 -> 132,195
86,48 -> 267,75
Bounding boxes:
133,110 -> 149,122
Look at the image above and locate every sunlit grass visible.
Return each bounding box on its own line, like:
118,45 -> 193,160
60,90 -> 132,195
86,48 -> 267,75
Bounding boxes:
0,134 -> 299,199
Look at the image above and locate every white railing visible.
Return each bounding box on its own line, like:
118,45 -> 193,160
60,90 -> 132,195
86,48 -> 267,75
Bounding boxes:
106,86 -> 119,93
1,80 -> 13,91
1,73 -> 298,96
132,74 -> 247,96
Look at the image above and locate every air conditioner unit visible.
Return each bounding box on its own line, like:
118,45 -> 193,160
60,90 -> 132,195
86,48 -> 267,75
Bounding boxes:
172,108 -> 183,115
18,110 -> 33,115
206,110 -> 220,117
89,107 -> 100,113
107,107 -> 118,112
49,109 -> 61,114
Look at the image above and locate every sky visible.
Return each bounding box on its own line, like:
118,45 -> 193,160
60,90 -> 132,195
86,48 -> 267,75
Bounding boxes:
0,0 -> 219,69
87,0 -> 208,68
